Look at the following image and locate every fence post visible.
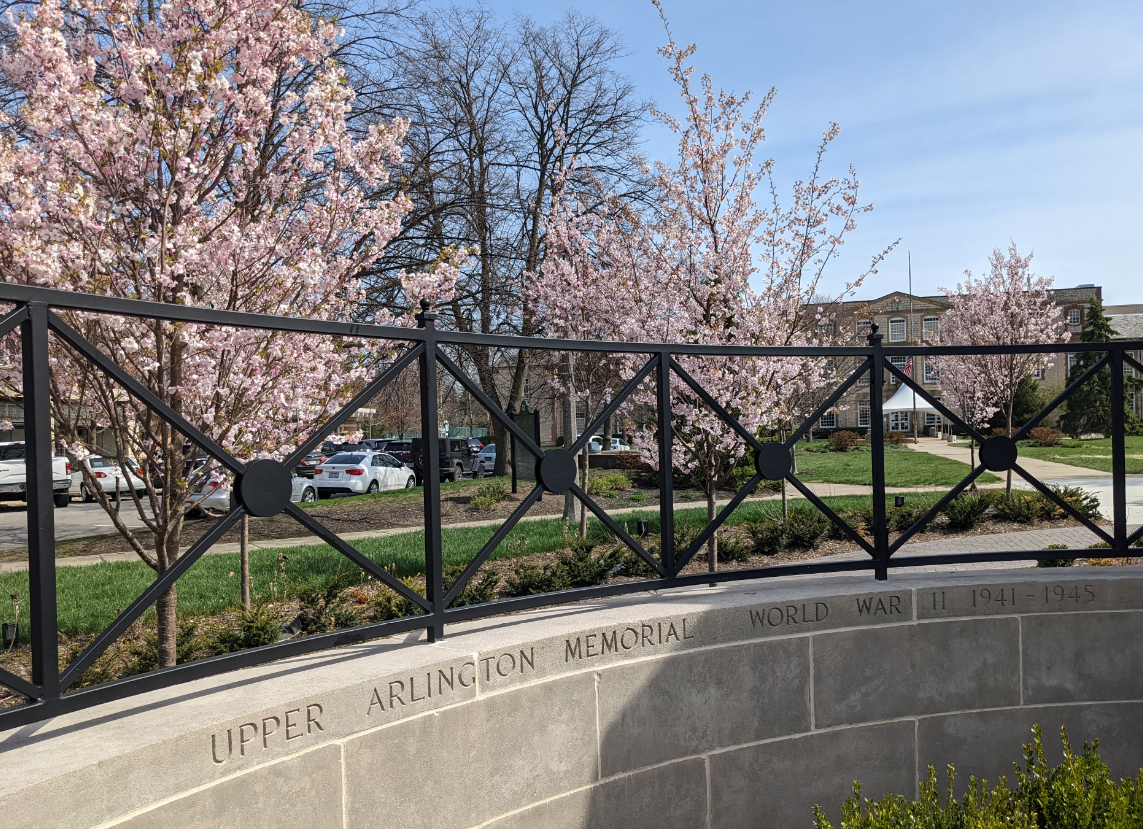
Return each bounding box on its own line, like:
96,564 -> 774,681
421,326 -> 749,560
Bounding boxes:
867,326 -> 889,580
656,350 -> 675,575
1111,345 -> 1127,553
507,407 -> 517,495
23,303 -> 59,700
416,301 -> 445,642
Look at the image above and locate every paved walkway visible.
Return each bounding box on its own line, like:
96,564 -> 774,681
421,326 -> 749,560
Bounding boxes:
905,436 -> 1111,479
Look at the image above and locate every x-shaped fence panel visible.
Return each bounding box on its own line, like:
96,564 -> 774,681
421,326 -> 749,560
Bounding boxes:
0,285 -> 1139,730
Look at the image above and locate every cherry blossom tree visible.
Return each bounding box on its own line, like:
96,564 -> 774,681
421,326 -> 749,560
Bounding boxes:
0,0 -> 458,666
535,11 -> 893,568
938,245 -> 1067,493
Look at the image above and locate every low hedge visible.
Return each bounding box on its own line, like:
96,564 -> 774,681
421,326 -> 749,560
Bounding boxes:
814,725 -> 1143,829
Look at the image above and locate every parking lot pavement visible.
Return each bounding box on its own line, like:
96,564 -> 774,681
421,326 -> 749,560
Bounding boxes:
0,499 -> 153,551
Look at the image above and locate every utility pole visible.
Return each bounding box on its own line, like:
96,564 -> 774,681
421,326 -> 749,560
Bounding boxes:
909,252 -> 918,444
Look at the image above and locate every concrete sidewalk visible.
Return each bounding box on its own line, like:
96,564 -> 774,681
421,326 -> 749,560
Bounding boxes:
905,436 -> 1112,479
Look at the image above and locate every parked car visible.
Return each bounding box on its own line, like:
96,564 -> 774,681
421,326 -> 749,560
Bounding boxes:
378,439 -> 412,466
608,438 -> 632,451
294,452 -> 328,479
187,470 -> 319,516
0,442 -> 72,507
313,452 -> 415,497
71,456 -> 147,502
410,438 -> 483,484
474,443 -> 496,475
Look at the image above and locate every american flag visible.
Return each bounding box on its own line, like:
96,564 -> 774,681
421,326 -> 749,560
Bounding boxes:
903,357 -> 913,376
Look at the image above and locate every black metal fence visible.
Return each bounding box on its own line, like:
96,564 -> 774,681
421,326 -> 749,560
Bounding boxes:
0,283 -> 1138,729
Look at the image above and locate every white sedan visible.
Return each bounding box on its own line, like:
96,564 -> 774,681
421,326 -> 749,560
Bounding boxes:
72,456 -> 147,501
313,452 -> 415,498
475,444 -> 496,474
187,470 -> 319,516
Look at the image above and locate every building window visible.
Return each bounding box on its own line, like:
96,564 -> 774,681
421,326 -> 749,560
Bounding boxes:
926,413 -> 942,426
1068,353 -> 1077,373
888,318 -> 907,342
857,358 -> 870,386
889,355 -> 908,384
889,412 -> 910,432
823,358 -> 836,380
856,319 -> 872,339
1125,354 -> 1136,378
858,403 -> 871,427
922,316 -> 940,341
819,410 -> 837,429
1033,366 -> 1044,380
923,358 -> 939,384
1067,308 -> 1082,327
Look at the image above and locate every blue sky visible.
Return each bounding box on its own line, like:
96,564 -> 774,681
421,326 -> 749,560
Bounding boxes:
469,0 -> 1143,303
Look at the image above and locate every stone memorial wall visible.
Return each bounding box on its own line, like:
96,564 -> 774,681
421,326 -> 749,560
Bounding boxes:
3,568 -> 1143,829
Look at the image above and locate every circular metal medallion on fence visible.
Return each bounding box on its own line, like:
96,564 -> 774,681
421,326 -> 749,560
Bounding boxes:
755,442 -> 792,481
979,436 -> 1018,472
237,459 -> 293,517
538,449 -> 578,493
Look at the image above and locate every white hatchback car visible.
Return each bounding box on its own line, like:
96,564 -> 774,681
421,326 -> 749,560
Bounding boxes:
313,452 -> 415,498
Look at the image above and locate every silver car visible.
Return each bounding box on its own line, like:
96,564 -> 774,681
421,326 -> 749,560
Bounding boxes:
187,470 -> 318,516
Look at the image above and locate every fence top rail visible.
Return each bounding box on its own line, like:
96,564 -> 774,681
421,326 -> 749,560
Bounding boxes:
1,282 -> 1141,358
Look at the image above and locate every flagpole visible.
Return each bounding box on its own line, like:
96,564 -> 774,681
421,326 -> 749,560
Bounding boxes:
910,252 -> 918,444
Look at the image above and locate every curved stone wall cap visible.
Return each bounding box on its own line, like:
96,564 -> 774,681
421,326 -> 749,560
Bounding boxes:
3,567 -> 1143,819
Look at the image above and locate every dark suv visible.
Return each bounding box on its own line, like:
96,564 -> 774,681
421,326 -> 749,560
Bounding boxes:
410,437 -> 482,483
379,439 -> 413,466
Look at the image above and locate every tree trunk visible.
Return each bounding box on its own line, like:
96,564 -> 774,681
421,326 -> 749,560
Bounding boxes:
560,357 -> 580,524
579,450 -> 589,539
156,527 -> 182,667
241,514 -> 251,609
1005,398 -> 1015,495
706,478 -> 718,576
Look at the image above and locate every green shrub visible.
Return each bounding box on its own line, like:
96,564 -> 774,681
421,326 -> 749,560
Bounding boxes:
884,431 -> 908,446
813,725 -> 1143,829
503,538 -> 619,596
784,506 -> 829,549
887,503 -> 927,533
975,489 -> 1006,509
585,471 -> 631,496
942,495 -> 989,529
748,519 -> 787,556
717,533 -> 754,562
629,490 -> 646,503
471,480 -> 509,512
371,575 -> 426,620
826,511 -> 863,540
1035,485 -> 1102,521
994,493 -> 1039,524
444,564 -> 500,608
205,604 -> 283,654
828,430 -> 863,452
293,571 -> 362,633
1038,543 -> 1075,568
615,548 -> 658,579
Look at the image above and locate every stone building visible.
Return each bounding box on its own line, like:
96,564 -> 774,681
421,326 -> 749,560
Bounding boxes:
818,284 -> 1104,434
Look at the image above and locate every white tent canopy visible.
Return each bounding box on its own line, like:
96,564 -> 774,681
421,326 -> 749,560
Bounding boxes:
881,385 -> 942,415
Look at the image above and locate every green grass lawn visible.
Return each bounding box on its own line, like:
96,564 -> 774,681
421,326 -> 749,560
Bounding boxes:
1016,436 -> 1143,474
794,444 -> 998,487
0,493 -> 891,639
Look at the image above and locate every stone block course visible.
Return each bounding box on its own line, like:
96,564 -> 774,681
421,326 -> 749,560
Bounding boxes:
813,617 -> 1020,726
596,638 -> 810,775
1022,611 -> 1143,704
918,702 -> 1143,792
343,674 -> 598,829
111,744 -> 344,829
479,758 -> 708,829
708,721 -> 916,829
